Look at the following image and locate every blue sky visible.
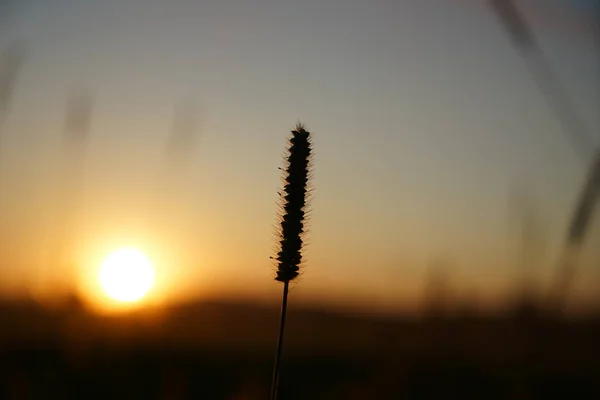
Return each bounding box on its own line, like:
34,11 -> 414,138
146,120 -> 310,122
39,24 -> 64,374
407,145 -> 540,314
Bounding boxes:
1,0 -> 598,311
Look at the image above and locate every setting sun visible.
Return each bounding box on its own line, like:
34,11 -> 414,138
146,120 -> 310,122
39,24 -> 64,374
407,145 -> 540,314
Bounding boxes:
99,248 -> 155,302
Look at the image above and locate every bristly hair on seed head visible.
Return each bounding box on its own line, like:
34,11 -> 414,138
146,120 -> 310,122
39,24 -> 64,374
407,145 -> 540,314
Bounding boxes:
274,123 -> 313,283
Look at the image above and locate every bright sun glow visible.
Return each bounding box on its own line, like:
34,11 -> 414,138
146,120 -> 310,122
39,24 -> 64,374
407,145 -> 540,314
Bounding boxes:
99,248 -> 155,303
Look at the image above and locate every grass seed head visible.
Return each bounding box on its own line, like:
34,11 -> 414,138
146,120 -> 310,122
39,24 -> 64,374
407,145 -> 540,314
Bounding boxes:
274,123 -> 313,283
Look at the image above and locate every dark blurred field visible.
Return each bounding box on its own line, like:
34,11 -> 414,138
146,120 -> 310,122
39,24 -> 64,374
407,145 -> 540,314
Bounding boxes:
1,297 -> 599,399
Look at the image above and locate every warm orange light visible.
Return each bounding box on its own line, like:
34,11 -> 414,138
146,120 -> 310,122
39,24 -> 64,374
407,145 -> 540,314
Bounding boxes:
98,248 -> 155,302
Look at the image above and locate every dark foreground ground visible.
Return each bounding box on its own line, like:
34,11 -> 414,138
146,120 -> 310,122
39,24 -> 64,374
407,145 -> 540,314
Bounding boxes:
1,299 -> 599,399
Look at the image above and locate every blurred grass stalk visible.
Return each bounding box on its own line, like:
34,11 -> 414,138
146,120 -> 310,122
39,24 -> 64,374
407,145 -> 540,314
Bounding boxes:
508,180 -> 544,311
270,124 -> 313,400
154,98 -> 201,220
41,91 -> 93,301
0,40 -> 25,132
489,0 -> 594,162
490,0 -> 599,314
549,151 -> 600,313
140,98 -> 201,265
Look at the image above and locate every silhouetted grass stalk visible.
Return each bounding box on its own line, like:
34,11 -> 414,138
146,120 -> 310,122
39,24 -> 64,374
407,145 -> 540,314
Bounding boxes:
270,123 -> 312,400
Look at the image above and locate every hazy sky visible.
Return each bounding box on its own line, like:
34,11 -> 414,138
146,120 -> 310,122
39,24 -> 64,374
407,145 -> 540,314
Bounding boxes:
1,0 -> 598,312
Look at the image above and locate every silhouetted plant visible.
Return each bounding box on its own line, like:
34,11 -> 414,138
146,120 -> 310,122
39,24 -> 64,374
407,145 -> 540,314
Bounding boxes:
270,123 -> 313,400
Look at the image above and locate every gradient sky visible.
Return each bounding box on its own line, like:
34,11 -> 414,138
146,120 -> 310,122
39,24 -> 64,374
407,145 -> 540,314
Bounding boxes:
0,0 -> 598,313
